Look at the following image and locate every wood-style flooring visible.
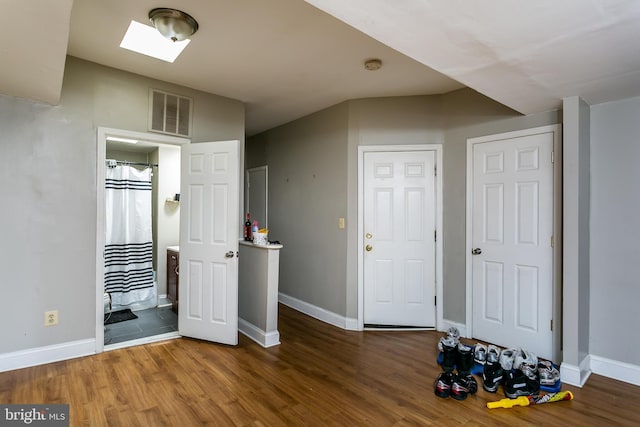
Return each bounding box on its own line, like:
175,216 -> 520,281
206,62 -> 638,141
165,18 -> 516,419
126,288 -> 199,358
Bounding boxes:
1,304 -> 639,426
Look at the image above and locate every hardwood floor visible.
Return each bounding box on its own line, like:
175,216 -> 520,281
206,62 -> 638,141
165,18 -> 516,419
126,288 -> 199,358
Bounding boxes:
1,304 -> 639,426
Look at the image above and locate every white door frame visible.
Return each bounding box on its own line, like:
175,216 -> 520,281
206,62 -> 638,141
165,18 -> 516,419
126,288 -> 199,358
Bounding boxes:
95,127 -> 190,354
357,144 -> 444,331
465,124 -> 562,361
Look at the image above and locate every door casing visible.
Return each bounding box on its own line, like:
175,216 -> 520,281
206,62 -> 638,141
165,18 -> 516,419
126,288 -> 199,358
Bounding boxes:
465,124 -> 562,362
95,127 -> 189,353
357,144 -> 443,331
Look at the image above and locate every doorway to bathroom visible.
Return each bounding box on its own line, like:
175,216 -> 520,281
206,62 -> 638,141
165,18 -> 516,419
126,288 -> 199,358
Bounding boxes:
96,128 -> 189,351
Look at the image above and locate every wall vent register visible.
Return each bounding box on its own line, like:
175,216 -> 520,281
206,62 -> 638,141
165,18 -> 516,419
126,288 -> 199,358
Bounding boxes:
149,88 -> 192,137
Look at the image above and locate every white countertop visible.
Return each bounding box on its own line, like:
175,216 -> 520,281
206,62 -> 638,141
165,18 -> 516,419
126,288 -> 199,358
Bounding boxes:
239,240 -> 283,249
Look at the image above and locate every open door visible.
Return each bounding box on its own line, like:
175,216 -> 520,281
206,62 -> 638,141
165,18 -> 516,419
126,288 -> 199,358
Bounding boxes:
179,140 -> 240,345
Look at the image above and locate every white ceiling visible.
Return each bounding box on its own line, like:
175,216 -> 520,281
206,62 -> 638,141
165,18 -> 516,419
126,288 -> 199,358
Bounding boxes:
1,0 -> 639,136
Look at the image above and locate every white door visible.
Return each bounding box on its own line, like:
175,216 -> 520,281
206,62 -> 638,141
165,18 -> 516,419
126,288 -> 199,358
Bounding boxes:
363,150 -> 436,327
179,140 -> 240,345
470,129 -> 554,359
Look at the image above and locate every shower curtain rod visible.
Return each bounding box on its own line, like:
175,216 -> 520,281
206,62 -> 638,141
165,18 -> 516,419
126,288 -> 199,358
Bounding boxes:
108,160 -> 159,168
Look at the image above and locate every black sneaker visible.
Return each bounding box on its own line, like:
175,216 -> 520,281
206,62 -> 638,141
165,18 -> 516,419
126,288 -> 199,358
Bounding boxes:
503,368 -> 540,398
451,373 -> 477,400
482,345 -> 503,393
434,372 -> 454,398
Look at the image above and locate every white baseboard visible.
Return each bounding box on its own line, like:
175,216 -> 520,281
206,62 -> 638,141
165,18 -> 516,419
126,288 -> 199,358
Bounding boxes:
238,318 -> 280,348
279,293 -> 357,330
0,339 -> 96,373
590,354 -> 640,387
560,355 -> 591,387
440,319 -> 468,337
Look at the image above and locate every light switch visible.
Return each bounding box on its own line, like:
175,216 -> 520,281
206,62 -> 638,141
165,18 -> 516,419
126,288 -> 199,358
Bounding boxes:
338,218 -> 345,229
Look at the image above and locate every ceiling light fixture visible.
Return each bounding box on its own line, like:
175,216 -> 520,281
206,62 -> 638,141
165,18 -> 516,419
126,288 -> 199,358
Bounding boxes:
364,59 -> 382,71
149,8 -> 199,42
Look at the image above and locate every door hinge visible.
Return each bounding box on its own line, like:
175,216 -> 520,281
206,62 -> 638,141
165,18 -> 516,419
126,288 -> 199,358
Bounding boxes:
434,230 -> 437,242
550,319 -> 553,331
434,165 -> 437,177
551,151 -> 555,163
434,296 -> 437,306
551,235 -> 554,248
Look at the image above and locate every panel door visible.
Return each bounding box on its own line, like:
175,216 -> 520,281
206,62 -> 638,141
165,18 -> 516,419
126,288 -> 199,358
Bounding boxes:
471,131 -> 553,359
363,150 -> 436,327
179,140 -> 239,345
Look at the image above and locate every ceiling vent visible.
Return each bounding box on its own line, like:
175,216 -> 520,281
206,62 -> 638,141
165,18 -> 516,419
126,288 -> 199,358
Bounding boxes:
149,88 -> 192,137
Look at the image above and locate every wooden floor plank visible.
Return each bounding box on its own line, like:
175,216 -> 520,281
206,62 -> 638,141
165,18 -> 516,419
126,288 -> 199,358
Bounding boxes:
1,304 -> 639,426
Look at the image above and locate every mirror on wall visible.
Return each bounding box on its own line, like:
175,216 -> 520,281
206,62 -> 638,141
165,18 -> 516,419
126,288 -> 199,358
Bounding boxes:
246,166 -> 268,230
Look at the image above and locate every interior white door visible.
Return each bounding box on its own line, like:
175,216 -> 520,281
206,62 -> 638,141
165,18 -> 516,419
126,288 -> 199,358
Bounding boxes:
179,140 -> 240,345
471,131 -> 553,359
363,150 -> 436,327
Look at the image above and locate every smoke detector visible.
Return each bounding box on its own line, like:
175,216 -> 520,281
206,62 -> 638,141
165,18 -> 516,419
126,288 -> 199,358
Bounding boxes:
364,59 -> 382,71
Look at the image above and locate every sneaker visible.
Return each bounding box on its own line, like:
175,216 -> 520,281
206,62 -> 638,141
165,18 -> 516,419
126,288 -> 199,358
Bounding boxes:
538,360 -> 560,386
503,368 -> 540,398
515,349 -> 538,381
499,348 -> 517,371
451,373 -> 477,400
474,343 -> 487,366
482,345 -> 503,393
434,372 -> 454,398
437,327 -> 460,351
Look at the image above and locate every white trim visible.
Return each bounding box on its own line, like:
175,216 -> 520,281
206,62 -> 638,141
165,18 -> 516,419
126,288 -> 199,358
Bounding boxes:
238,318 -> 280,348
279,293 -> 358,330
96,127 -> 190,354
104,332 -> 180,352
0,339 -> 95,373
590,355 -> 640,387
357,144 -> 444,331
465,125 -> 561,351
560,355 -> 592,388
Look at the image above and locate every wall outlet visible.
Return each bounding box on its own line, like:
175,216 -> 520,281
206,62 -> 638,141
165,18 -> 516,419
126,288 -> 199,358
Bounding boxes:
338,217 -> 345,229
44,310 -> 58,326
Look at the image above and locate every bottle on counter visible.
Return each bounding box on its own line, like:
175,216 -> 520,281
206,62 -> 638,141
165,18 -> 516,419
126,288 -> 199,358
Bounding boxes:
244,213 -> 252,241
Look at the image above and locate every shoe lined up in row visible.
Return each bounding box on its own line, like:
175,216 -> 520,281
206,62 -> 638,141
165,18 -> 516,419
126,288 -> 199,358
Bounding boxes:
434,328 -> 561,400
434,338 -> 478,400
473,343 -> 560,398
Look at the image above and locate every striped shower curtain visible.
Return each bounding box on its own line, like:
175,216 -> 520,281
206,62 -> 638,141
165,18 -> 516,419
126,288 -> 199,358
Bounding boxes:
104,164 -> 155,308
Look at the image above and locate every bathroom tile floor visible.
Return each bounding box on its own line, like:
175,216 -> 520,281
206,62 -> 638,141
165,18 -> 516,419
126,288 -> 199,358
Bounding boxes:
104,305 -> 178,345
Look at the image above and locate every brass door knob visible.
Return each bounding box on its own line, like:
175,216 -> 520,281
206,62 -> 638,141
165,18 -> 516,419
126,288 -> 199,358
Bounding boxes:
365,244 -> 373,252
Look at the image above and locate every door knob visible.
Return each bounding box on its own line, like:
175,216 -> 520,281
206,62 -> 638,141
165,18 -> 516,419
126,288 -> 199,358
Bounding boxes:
472,248 -> 482,255
365,244 -> 373,252
225,251 -> 235,258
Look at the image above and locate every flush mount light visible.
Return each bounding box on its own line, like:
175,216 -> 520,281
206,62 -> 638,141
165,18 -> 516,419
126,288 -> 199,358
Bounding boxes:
149,8 -> 199,42
120,20 -> 190,62
364,59 -> 382,71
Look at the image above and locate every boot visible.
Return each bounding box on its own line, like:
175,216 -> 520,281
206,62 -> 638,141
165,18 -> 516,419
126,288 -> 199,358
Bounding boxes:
451,343 -> 478,400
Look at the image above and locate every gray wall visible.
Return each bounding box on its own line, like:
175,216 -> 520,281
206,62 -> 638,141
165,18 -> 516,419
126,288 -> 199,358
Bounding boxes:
590,96 -> 640,366
251,103 -> 350,315
247,88 -> 560,324
0,56 -> 244,354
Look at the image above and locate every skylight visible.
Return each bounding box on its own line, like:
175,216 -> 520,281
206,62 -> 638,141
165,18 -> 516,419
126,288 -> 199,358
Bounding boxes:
120,20 -> 190,63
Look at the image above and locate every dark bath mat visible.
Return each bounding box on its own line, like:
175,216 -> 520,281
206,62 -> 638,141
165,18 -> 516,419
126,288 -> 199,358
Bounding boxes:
104,309 -> 138,325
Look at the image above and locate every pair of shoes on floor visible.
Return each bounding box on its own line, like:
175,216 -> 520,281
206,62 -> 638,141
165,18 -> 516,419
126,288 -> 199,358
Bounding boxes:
434,342 -> 478,401
501,348 -> 540,398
